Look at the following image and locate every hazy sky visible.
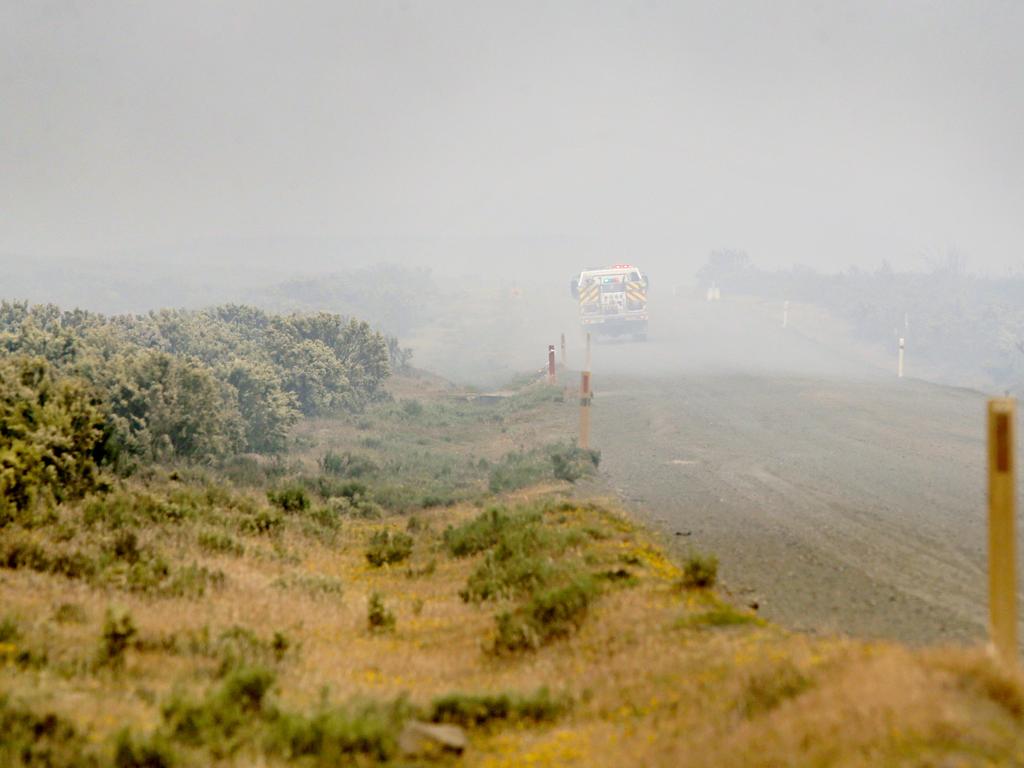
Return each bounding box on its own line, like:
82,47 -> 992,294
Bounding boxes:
2,1 -> 1022,282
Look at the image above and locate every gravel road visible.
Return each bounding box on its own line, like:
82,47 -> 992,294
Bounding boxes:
572,295 -> 1016,645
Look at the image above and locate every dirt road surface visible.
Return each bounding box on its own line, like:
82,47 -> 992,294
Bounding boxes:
572,294 -> 1016,645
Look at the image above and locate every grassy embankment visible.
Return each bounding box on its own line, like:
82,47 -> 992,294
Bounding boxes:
3,373 -> 1024,767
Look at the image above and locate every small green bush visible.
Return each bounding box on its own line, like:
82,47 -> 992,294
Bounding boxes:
681,553 -> 718,589
96,607 -> 138,669
429,687 -> 568,728
493,577 -> 596,654
268,698 -> 410,764
197,531 -> 244,556
319,451 -> 379,479
240,509 -> 283,535
488,449 -> 550,493
679,552 -> 720,589
162,564 -> 225,598
551,445 -> 601,483
365,530 -> 413,567
267,485 -> 310,513
1,535 -> 100,582
367,593 -> 395,633
113,729 -> 178,768
443,506 -> 542,558
161,665 -> 275,756
399,399 -> 424,418
110,530 -> 142,564
214,626 -> 289,676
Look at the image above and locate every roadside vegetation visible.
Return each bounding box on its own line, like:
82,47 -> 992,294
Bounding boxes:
3,336 -> 1024,766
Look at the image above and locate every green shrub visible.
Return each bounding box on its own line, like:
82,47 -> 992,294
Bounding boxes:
0,694 -> 100,768
1,536 -> 99,581
83,490 -> 196,530
158,664 -> 410,763
367,593 -> 395,633
0,357 -> 109,516
162,564 -> 225,598
267,699 -> 410,764
161,666 -> 275,757
429,688 -> 568,728
113,729 -> 178,768
493,577 -> 596,654
319,451 -> 379,478
461,538 -> 566,603
240,509 -> 283,535
443,506 -> 542,557
488,449 -> 550,493
96,607 -> 138,669
365,530 -> 413,567
110,530 -> 142,564
681,553 -> 718,589
214,626 -> 289,676
551,445 -> 601,483
420,493 -> 456,509
267,486 -> 310,513
197,531 -> 244,556
400,399 -> 424,418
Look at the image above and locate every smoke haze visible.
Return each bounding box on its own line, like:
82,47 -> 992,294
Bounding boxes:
3,1 -> 1023,287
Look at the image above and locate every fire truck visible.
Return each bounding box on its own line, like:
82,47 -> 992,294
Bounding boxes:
570,264 -> 649,340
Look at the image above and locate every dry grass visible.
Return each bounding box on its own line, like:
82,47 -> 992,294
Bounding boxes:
4,489 -> 1024,766
3,375 -> 1024,765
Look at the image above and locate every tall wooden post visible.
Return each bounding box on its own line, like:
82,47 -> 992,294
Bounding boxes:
988,398 -> 1018,665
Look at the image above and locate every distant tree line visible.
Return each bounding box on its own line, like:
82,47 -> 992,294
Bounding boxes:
0,302 -> 393,467
260,263 -> 438,337
697,251 -> 1024,392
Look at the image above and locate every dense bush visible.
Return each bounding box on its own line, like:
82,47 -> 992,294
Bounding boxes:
0,301 -> 393,462
551,445 -> 601,483
365,530 -> 413,567
0,357 -> 108,516
443,506 -> 543,558
494,577 -> 596,654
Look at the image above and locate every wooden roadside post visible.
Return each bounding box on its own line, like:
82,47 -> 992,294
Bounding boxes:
547,345 -> 556,385
988,398 -> 1018,666
579,370 -> 592,450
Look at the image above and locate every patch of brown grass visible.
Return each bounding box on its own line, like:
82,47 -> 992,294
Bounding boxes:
5,493 -> 1024,766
